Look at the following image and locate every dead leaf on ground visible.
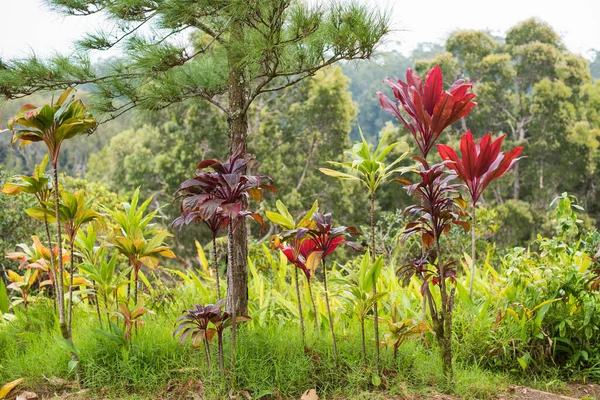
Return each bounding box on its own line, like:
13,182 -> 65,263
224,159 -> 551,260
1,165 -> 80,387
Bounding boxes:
0,378 -> 25,399
301,388 -> 318,400
16,391 -> 37,400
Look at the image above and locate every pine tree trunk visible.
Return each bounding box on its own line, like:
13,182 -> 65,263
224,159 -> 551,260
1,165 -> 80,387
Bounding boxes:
469,205 -> 476,296
294,267 -> 306,346
213,236 -> 221,301
322,260 -> 338,362
370,192 -> 380,370
226,18 -> 249,317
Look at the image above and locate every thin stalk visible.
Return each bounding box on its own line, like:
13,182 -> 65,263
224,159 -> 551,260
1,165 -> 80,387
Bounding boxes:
469,204 -> 476,296
42,216 -> 57,312
213,236 -> 221,300
370,191 -> 380,370
322,260 -> 338,362
307,279 -> 318,329
68,240 -> 75,336
203,336 -> 212,370
294,267 -> 306,347
218,332 -> 224,373
133,267 -> 139,305
228,219 -> 238,379
435,233 -> 453,385
94,281 -> 103,329
360,317 -> 367,368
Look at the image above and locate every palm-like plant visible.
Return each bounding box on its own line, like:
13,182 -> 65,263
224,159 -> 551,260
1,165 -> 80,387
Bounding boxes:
2,155 -> 56,297
342,251 -> 387,367
6,269 -> 38,310
27,190 -> 100,334
399,159 -> 470,383
112,302 -> 151,343
437,131 -> 523,295
267,200 -> 319,345
108,189 -> 176,304
319,128 -> 410,368
5,88 -> 96,350
76,224 -> 131,328
304,212 -> 361,362
383,304 -> 430,359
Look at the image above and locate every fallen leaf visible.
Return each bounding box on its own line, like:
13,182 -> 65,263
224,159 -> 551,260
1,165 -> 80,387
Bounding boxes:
16,391 -> 37,400
301,389 -> 318,400
0,378 -> 25,399
240,391 -> 252,400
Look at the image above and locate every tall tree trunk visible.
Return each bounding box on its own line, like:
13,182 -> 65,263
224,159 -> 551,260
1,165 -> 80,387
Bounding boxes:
370,192 -> 380,370
213,236 -> 221,301
294,267 -> 306,347
226,18 -> 249,316
296,134 -> 317,191
469,204 -> 476,296
322,260 -> 338,362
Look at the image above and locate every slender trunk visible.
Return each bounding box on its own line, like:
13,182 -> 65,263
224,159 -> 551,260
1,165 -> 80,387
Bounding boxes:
469,205 -> 476,296
52,164 -> 81,375
435,236 -> 453,385
218,332 -> 224,373
322,260 -> 338,362
213,236 -> 221,301
133,267 -> 139,305
42,217 -> 57,312
204,337 -> 212,370
294,267 -> 305,347
227,220 -> 238,377
104,291 -> 110,328
360,317 -> 367,368
68,240 -> 75,336
393,344 -> 398,360
94,281 -> 103,329
296,134 -> 317,191
370,192 -> 380,370
226,18 -> 249,316
307,279 -> 318,329
513,162 -> 520,200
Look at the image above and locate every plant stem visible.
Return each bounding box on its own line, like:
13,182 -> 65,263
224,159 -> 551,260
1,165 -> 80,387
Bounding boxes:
228,219 -> 238,380
322,260 -> 338,363
469,204 -> 476,296
435,234 -> 453,385
204,336 -> 212,370
94,281 -> 103,329
213,236 -> 221,301
307,279 -> 318,329
360,317 -> 367,368
133,267 -> 139,305
294,267 -> 306,347
68,240 -> 75,337
42,217 -> 57,312
218,332 -> 224,373
370,191 -> 380,371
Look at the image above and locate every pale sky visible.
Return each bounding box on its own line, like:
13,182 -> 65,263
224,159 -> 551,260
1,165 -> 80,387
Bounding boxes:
1,0 -> 599,60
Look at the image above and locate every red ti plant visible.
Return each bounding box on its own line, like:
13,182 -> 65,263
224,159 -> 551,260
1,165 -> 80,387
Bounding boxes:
172,203 -> 229,301
209,301 -> 251,373
437,130 -> 523,295
267,200 -> 320,346
398,159 -> 470,383
175,147 -> 276,372
378,65 -> 477,158
304,212 -> 361,362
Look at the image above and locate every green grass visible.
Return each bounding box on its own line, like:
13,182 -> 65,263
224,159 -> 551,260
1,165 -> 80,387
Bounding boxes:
0,300 -> 518,400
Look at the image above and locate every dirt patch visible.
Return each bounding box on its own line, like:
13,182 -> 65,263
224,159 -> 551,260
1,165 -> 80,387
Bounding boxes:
494,386 -> 578,400
566,383 -> 600,399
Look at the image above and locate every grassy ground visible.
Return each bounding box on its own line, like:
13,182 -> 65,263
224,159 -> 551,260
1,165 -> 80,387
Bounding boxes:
0,301 -> 562,400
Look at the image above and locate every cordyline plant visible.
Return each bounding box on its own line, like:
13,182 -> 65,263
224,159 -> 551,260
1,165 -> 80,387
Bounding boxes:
304,212 -> 361,362
2,155 -> 56,299
267,200 -> 319,346
176,147 -> 276,372
383,304 -> 430,359
398,158 -> 470,383
108,189 -> 176,305
173,299 -> 250,373
342,251 -> 386,368
437,131 -> 523,295
172,202 -> 229,301
6,268 -> 38,311
28,190 -> 100,335
4,88 -> 96,367
378,65 -> 477,158
319,127 -> 410,369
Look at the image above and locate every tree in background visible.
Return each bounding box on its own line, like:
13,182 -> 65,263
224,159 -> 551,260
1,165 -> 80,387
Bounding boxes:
1,0 -> 389,313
